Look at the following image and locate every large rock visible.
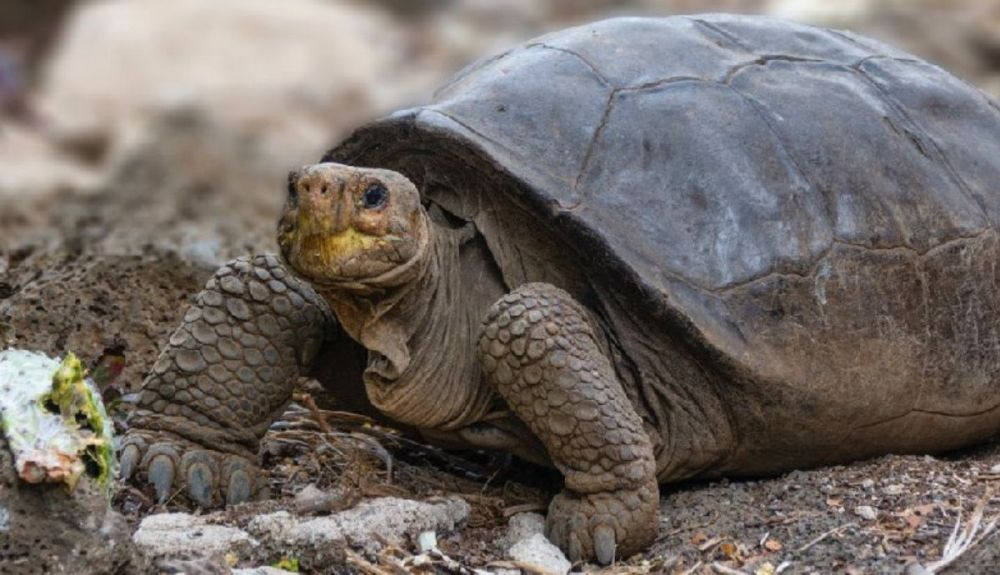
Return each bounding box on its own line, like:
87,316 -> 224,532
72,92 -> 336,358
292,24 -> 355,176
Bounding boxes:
0,351 -> 134,574
247,496 -> 471,565
132,512 -> 258,560
0,436 -> 134,574
36,0 -> 429,170
132,496 -> 471,570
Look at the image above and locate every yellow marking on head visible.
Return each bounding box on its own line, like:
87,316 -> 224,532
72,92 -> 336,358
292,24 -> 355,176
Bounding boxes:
295,228 -> 387,263
319,228 -> 384,253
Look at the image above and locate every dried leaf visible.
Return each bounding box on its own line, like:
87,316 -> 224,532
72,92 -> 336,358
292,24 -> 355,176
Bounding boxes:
764,538 -> 784,552
691,531 -> 709,545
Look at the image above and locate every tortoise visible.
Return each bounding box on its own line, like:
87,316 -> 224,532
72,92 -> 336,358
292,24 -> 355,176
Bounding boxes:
120,14 -> 1000,563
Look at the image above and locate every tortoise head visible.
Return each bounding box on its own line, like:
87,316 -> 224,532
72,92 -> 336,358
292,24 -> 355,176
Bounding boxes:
278,163 -> 428,285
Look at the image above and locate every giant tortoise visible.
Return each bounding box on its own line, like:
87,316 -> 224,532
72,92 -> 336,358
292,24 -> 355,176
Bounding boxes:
119,14 -> 1000,563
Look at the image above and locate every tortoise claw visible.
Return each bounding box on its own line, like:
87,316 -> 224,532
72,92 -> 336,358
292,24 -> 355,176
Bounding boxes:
593,524 -> 617,566
226,468 -> 253,505
567,533 -> 583,563
180,451 -> 219,507
148,455 -> 176,503
119,444 -> 140,480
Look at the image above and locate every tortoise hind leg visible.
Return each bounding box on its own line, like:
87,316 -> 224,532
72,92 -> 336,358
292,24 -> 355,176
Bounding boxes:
478,283 -> 659,564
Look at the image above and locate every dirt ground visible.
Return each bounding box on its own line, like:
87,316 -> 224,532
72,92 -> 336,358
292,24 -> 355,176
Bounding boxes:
4,1 -> 1000,573
111,395 -> 1000,573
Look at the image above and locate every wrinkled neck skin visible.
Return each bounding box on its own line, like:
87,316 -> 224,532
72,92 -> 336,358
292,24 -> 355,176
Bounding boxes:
314,214 -> 497,432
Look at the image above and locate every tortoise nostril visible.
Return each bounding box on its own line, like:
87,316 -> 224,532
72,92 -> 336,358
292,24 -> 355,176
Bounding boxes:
321,184 -> 328,195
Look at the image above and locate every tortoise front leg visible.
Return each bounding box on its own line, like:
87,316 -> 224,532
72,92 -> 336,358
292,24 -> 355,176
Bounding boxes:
120,255 -> 334,506
478,283 -> 658,564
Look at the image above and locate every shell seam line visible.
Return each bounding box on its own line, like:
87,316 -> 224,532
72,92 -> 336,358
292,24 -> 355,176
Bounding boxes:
433,48 -> 513,99
623,76 -> 708,92
722,55 -> 825,84
715,231 -> 993,295
689,18 -> 753,53
725,83 -> 837,234
851,61 -> 995,230
526,43 -> 613,88
569,89 -> 618,204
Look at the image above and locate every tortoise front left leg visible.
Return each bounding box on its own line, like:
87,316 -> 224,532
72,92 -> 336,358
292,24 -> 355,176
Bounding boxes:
478,283 -> 659,564
120,255 -> 334,506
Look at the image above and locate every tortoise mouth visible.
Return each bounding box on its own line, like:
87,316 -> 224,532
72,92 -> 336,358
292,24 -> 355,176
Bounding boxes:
279,213 -> 431,290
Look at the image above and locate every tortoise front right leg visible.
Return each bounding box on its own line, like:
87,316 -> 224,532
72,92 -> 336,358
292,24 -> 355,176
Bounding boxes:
120,254 -> 334,506
478,283 -> 659,565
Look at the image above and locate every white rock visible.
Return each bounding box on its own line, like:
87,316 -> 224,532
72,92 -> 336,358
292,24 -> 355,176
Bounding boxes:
853,505 -> 878,521
417,530 -> 437,552
133,512 -> 258,558
232,568 -> 297,575
36,0 -> 431,170
503,512 -> 546,551
247,496 -> 469,556
507,533 -> 571,575
0,125 -> 98,198
884,484 -> 905,495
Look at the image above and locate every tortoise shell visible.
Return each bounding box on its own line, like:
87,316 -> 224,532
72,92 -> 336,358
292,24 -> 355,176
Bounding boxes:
327,15 -> 1000,477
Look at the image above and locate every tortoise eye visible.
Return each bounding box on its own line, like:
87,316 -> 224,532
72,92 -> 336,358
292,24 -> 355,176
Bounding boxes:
362,184 -> 388,209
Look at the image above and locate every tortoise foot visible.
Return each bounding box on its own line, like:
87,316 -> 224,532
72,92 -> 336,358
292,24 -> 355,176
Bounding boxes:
120,431 -> 264,507
546,480 -> 659,565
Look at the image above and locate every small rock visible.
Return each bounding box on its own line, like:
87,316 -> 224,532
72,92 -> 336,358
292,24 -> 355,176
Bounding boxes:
247,496 -> 470,558
294,483 -> 355,515
133,512 -> 258,559
990,463 -> 1000,474
860,478 -> 875,489
418,530 -> 437,552
884,484 -> 905,495
905,562 -> 934,575
508,533 -> 571,575
503,512 -> 546,551
854,505 -> 878,521
233,568 -> 298,575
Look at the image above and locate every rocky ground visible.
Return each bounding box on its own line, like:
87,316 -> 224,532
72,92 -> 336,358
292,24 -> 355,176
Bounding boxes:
4,1 -> 1000,573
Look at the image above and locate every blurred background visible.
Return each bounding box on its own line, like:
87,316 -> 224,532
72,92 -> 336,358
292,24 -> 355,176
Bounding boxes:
1,0 -> 999,390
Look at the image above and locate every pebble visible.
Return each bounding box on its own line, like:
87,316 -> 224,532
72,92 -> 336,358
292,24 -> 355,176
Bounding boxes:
884,484 -> 905,495
418,530 -> 437,552
293,483 -> 355,515
508,533 -> 571,575
503,512 -> 545,551
854,505 -> 878,521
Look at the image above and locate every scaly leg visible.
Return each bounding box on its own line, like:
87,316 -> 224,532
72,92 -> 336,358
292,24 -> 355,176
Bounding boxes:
478,283 -> 658,564
120,255 -> 334,505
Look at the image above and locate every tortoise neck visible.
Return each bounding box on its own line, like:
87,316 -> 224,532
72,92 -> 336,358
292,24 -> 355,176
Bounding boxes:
319,220 -> 496,429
